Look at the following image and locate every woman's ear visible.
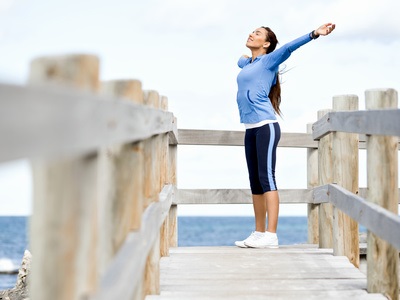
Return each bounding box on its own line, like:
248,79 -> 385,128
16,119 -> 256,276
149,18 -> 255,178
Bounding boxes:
263,41 -> 271,50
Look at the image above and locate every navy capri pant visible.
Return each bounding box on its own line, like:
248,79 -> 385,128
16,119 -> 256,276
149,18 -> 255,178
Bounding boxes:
244,122 -> 281,194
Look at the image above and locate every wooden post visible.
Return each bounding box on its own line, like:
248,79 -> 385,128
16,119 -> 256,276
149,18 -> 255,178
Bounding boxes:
307,123 -> 318,244
168,118 -> 178,247
331,95 -> 359,267
160,96 -> 170,257
29,55 -> 100,300
99,80 -> 145,273
143,90 -> 161,296
316,109 -> 333,249
143,90 -> 160,209
29,54 -> 99,91
365,88 -> 399,300
144,234 -> 161,296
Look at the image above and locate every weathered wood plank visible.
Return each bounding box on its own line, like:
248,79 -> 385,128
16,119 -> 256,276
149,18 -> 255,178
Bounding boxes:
177,129 -> 400,149
175,188 -> 314,204
306,123 -> 319,244
0,83 -> 175,162
29,54 -> 100,300
331,95 -> 359,267
167,134 -> 178,247
312,108 -> 400,140
365,88 -> 399,300
178,129 -> 318,148
176,188 -> 400,205
147,291 -> 385,300
146,246 -> 386,300
168,122 -> 178,145
317,109 -> 334,249
97,79 -> 145,277
313,184 -> 400,250
91,184 -> 174,300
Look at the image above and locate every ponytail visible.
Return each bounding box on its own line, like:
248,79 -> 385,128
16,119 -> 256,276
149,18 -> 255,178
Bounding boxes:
269,74 -> 282,116
262,26 -> 282,116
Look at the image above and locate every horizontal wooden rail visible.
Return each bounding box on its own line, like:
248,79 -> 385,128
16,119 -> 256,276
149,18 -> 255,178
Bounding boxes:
0,84 -> 178,162
176,188 -> 313,204
178,129 -> 318,148
312,109 -> 400,140
91,184 -> 174,300
313,184 -> 400,250
176,188 -> 400,205
177,129 -> 400,150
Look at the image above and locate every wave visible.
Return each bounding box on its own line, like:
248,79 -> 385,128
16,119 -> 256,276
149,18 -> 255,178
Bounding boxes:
0,258 -> 18,275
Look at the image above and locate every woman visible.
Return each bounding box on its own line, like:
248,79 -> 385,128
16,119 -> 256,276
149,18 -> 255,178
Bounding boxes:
235,23 -> 335,248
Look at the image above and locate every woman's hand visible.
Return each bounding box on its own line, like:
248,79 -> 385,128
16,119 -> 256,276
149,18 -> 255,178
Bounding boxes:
314,23 -> 336,37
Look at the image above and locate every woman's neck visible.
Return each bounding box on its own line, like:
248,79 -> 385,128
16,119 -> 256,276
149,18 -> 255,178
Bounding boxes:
251,49 -> 266,62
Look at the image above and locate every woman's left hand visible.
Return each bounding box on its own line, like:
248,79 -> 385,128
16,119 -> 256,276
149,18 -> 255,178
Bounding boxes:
315,23 -> 336,37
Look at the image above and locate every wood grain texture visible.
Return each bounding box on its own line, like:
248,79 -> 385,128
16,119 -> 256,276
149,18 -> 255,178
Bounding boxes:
97,80 -> 146,279
313,184 -> 400,250
92,185 -> 174,300
176,187 -> 399,205
0,84 -> 175,162
307,123 -> 319,244
365,88 -> 399,300
312,109 -> 400,140
317,109 -> 334,249
145,246 -> 386,300
331,95 -> 359,267
29,54 -> 100,91
29,54 -> 100,300
167,138 -> 178,248
177,129 -> 318,148
175,188 -> 314,204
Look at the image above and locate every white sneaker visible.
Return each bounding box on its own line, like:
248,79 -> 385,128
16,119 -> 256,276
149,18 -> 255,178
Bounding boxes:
244,231 -> 279,249
235,232 -> 263,248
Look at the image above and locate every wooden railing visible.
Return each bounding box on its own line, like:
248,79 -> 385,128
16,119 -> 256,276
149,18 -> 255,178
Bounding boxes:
1,54 -> 178,300
312,90 -> 399,300
1,53 -> 399,299
174,89 -> 400,300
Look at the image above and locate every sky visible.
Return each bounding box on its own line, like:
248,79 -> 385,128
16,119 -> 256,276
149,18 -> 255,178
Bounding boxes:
0,0 -> 399,216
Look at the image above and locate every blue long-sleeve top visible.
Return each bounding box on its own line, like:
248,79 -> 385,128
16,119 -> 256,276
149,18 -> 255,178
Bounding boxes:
236,33 -> 313,123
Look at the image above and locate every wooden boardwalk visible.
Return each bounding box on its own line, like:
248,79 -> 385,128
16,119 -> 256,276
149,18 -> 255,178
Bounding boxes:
146,245 -> 386,300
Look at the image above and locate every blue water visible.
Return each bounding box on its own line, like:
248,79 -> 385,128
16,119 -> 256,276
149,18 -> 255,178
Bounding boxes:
178,216 -> 308,246
0,216 -> 311,290
0,216 -> 29,290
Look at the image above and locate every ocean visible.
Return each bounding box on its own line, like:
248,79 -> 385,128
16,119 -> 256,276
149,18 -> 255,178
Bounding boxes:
0,216 -> 29,290
0,216 -> 308,290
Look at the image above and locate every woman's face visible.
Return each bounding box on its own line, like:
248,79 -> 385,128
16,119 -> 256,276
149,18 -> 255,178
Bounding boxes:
246,27 -> 269,51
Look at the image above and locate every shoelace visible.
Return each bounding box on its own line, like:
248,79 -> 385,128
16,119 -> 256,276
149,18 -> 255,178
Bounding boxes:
248,232 -> 264,241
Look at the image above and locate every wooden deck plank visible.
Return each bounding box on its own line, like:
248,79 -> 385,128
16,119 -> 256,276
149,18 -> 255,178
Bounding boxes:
146,291 -> 386,300
146,245 -> 386,299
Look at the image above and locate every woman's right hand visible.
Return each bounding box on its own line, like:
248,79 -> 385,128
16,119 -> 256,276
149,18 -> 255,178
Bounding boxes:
314,23 -> 336,37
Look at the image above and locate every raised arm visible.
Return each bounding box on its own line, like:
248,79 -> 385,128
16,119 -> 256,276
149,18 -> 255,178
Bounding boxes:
265,23 -> 335,70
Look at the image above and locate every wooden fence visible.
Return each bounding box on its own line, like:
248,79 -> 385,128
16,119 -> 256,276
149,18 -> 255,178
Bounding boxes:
175,90 -> 400,300
1,54 -> 178,300
1,52 -> 399,299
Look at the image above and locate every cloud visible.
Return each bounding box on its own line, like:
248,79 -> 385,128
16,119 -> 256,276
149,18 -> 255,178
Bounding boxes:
324,0 -> 400,43
0,0 -> 15,41
0,0 -> 14,13
142,0 -> 231,32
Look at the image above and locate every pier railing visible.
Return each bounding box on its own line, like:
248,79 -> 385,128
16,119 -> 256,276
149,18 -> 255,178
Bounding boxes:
1,52 -> 399,299
311,90 -> 399,299
175,90 -> 400,299
1,54 -> 178,300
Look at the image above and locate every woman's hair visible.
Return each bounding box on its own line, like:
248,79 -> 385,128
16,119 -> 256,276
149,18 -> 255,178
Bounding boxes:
262,26 -> 282,116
